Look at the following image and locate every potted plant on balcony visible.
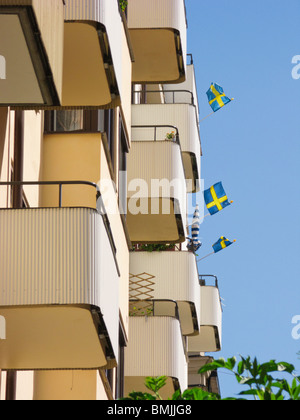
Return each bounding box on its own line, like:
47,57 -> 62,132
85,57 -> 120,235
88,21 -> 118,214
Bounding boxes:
165,131 -> 176,141
132,244 -> 176,252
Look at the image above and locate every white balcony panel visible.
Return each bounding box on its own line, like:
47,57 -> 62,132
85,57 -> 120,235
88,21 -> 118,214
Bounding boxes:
125,317 -> 187,393
0,207 -> 119,370
130,251 -> 200,335
132,104 -> 201,192
188,286 -> 222,353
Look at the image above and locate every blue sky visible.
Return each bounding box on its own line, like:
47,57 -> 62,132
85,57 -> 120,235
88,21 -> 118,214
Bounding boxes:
186,0 -> 300,398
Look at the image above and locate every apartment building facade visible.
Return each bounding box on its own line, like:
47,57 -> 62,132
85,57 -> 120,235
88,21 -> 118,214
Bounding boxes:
0,0 -> 222,400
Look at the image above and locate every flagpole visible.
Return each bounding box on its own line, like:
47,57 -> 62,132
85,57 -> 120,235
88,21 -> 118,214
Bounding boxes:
187,212 -> 209,227
197,252 -> 215,263
199,111 -> 214,123
201,213 -> 210,220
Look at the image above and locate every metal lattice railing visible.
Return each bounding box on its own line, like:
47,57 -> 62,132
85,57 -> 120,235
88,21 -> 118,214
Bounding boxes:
129,272 -> 155,316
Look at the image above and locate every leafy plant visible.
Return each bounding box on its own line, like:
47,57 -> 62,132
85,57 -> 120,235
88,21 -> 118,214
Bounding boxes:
132,243 -> 176,252
122,356 -> 300,401
129,305 -> 153,317
166,131 -> 176,141
199,356 -> 300,400
123,376 -> 167,400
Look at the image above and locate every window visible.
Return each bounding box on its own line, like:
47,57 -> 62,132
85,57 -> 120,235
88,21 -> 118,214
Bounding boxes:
44,110 -> 98,133
51,110 -> 84,132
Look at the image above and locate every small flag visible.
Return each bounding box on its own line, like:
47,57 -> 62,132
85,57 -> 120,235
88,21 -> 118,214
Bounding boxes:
206,83 -> 233,113
212,236 -> 236,253
204,182 -> 233,216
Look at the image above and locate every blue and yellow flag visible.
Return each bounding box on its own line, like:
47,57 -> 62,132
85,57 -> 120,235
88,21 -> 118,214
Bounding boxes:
212,236 -> 236,253
204,182 -> 232,216
206,83 -> 233,113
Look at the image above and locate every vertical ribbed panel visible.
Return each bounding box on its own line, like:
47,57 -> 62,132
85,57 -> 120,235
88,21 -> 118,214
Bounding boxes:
64,0 -> 103,22
130,251 -> 200,322
127,141 -> 187,231
0,208 -> 104,307
127,141 -> 186,199
128,0 -> 186,32
0,207 -> 120,361
188,287 -> 223,353
125,317 -> 187,391
130,251 -> 200,336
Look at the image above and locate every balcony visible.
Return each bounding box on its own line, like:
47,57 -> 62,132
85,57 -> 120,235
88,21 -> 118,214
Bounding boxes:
62,0 -> 125,108
188,276 -> 223,354
127,0 -> 187,84
188,355 -> 220,395
132,83 -> 201,192
0,181 -> 120,371
126,126 -> 187,244
124,300 -> 188,398
129,250 -> 200,336
0,0 -> 64,106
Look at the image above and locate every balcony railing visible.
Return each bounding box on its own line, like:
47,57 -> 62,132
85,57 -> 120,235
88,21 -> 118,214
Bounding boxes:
129,299 -> 179,319
132,89 -> 195,106
131,124 -> 180,143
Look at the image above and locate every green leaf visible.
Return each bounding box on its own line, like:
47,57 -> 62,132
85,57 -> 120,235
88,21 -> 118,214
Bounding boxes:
122,391 -> 157,400
145,376 -> 167,393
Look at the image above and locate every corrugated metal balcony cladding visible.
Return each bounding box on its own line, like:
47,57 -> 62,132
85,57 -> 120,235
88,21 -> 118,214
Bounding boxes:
0,207 -> 120,369
0,208 -> 100,306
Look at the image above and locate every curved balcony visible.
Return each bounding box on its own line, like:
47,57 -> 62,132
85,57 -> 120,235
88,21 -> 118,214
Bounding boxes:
0,181 -> 120,371
131,99 -> 200,193
132,62 -> 201,192
188,355 -> 220,395
62,0 -> 125,108
0,0 -> 64,106
125,300 -> 188,398
129,250 -> 200,336
188,276 -> 222,354
127,0 -> 187,84
127,125 -> 187,244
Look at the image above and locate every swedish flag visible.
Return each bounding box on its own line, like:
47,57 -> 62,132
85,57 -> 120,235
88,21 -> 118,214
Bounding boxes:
204,182 -> 232,215
212,236 -> 236,253
206,83 -> 233,113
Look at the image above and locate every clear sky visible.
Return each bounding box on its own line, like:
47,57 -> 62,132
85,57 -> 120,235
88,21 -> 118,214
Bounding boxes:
186,0 -> 300,398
